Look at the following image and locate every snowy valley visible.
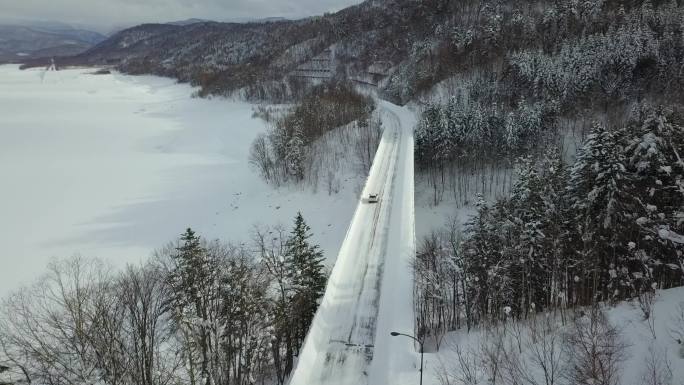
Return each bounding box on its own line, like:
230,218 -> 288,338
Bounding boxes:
2,0 -> 684,385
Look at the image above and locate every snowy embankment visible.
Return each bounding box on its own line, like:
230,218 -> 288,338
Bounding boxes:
419,287 -> 684,385
0,65 -> 359,295
289,101 -> 418,385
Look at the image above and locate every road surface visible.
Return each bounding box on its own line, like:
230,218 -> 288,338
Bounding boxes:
289,101 -> 418,385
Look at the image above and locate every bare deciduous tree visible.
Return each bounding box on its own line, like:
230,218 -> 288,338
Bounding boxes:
495,315 -> 566,385
118,263 -> 179,385
640,343 -> 673,385
669,302 -> 684,358
637,287 -> 658,339
436,342 -> 481,385
480,325 -> 506,384
563,308 -> 628,385
249,133 -> 274,182
525,316 -> 566,385
0,257 -> 115,385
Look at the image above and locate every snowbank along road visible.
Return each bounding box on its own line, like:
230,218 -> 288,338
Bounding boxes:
289,101 -> 418,385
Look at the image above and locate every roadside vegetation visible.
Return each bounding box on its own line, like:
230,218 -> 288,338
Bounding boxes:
415,105 -> 684,336
0,214 -> 325,385
249,81 -> 381,189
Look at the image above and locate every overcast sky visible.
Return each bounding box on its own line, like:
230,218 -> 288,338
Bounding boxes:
0,0 -> 364,33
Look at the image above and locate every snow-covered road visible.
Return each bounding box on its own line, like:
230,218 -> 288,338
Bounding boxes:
289,101 -> 418,385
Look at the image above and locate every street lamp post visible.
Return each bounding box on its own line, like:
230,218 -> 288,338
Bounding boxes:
390,331 -> 424,385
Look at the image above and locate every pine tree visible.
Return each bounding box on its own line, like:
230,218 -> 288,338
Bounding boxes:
415,102 -> 442,168
168,228 -> 215,385
270,123 -> 290,164
625,106 -> 684,290
170,228 -> 206,312
462,195 -> 501,322
507,156 -> 546,317
568,122 -> 636,302
285,213 -> 327,347
285,127 -> 305,182
537,149 -> 571,310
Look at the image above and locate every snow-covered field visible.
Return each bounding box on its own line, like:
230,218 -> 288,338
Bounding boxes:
0,65 -> 359,295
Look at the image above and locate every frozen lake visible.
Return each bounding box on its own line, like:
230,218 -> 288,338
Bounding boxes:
0,65 -> 358,295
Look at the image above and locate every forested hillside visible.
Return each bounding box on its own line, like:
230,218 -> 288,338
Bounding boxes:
19,0 -> 460,102
415,105 -> 684,330
20,0 -> 684,110
412,1 -> 684,377
415,0 -> 684,204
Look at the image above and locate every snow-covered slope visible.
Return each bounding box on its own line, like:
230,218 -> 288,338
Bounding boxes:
289,101 -> 419,385
420,287 -> 684,385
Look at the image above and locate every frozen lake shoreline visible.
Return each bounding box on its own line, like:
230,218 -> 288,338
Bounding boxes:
0,65 -> 359,295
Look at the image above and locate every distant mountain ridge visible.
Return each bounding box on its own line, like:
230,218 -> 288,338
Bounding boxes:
17,0 -> 684,108
22,0 -> 442,102
166,17 -> 287,26
166,18 -> 212,26
0,23 -> 105,63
